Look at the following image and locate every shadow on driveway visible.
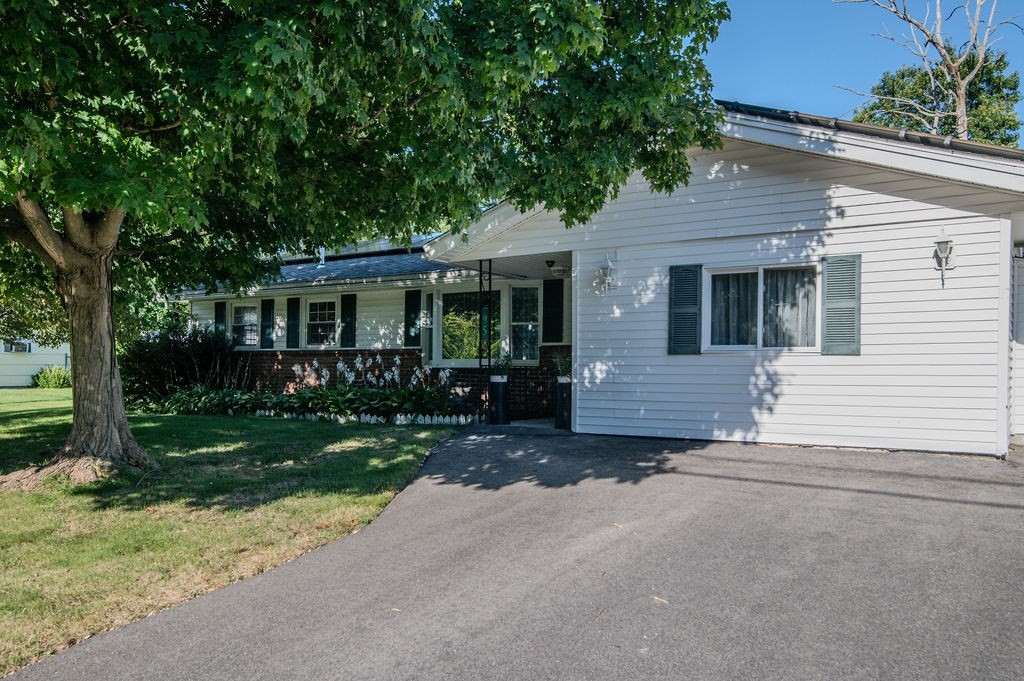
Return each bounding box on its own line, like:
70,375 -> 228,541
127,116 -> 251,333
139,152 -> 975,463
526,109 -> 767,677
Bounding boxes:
14,429 -> 1024,681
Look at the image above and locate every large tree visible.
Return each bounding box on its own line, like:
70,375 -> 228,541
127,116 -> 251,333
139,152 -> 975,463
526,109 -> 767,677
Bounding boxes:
839,0 -> 1022,143
0,1 -> 729,475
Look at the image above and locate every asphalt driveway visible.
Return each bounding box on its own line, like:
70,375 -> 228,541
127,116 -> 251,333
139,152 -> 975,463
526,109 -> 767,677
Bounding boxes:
13,428 -> 1024,680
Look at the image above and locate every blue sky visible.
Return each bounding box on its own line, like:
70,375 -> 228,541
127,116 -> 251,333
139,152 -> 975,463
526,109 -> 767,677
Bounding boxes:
705,0 -> 1024,131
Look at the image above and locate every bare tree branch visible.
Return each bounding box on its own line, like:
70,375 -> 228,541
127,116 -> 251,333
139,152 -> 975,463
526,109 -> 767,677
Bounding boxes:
835,0 -> 1020,140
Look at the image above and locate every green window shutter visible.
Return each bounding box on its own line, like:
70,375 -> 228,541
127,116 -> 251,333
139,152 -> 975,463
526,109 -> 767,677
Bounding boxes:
821,255 -> 861,356
340,294 -> 357,348
214,301 -> 226,336
668,265 -> 702,355
542,279 -> 564,343
286,297 -> 300,348
260,299 -> 275,349
404,290 -> 421,347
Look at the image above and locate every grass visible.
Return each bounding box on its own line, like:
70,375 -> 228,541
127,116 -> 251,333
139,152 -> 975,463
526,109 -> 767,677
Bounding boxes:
0,388 -> 455,676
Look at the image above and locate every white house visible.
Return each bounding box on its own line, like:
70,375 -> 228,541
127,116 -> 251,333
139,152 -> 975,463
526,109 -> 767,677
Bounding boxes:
0,340 -> 70,387
184,101 -> 1024,456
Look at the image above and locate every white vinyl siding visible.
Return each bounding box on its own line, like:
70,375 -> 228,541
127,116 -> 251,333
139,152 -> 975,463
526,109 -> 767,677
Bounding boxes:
571,220 -> 1004,455
450,141 -> 1015,455
189,289 -> 408,350
0,343 -> 70,387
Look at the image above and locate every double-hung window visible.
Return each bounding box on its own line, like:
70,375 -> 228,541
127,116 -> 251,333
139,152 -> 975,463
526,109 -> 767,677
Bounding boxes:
231,305 -> 258,347
2,340 -> 31,353
510,287 -> 539,360
707,265 -> 817,350
307,300 -> 338,346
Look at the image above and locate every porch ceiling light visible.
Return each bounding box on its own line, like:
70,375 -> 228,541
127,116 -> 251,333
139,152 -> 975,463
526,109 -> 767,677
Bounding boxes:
546,259 -> 571,278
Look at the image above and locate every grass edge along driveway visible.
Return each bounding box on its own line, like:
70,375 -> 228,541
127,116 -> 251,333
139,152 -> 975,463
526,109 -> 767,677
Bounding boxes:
0,388 -> 455,676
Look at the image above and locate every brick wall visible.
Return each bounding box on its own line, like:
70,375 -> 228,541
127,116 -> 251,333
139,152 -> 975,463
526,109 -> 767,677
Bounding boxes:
236,343 -> 571,421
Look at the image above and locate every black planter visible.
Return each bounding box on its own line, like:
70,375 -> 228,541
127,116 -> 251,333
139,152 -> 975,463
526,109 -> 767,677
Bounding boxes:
555,378 -> 571,430
488,376 -> 511,424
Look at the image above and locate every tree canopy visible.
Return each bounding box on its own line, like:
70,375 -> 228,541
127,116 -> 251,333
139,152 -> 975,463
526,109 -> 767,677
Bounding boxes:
853,48 -> 1021,146
0,0 -> 729,471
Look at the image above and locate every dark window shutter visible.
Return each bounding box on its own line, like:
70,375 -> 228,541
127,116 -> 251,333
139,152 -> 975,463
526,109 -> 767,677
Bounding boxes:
260,299 -> 275,349
821,255 -> 861,355
340,294 -> 357,348
214,301 -> 226,336
404,290 -> 422,347
668,265 -> 702,355
286,297 -> 300,348
542,279 -> 564,343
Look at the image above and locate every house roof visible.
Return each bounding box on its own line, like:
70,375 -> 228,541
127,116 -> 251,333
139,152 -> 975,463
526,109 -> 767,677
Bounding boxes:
179,247 -> 460,299
426,100 -> 1024,264
276,251 -> 456,285
716,100 -> 1024,163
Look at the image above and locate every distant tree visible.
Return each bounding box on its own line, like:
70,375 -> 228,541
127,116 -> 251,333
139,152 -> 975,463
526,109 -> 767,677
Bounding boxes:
853,47 -> 1020,146
838,0 -> 1022,144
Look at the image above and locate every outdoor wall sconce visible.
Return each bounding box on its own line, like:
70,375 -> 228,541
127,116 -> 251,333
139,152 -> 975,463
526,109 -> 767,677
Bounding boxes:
546,259 -> 571,278
594,255 -> 619,295
933,235 -> 954,286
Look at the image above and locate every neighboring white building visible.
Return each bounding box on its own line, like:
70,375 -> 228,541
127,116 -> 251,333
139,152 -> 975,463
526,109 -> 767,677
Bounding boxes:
185,101 -> 1024,456
0,340 -> 70,387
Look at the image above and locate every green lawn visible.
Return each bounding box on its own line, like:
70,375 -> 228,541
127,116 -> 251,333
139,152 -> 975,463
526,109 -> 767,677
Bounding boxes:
0,388 -> 454,675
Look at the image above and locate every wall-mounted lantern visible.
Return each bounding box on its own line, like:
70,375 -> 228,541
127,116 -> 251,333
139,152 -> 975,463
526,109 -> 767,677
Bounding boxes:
933,234 -> 954,286
594,255 -> 619,295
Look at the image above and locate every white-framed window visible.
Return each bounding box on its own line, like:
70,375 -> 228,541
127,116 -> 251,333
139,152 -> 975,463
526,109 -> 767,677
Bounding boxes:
422,283 -> 544,367
510,287 -> 539,361
2,340 -> 31,353
231,305 -> 259,347
305,298 -> 338,347
704,264 -> 818,351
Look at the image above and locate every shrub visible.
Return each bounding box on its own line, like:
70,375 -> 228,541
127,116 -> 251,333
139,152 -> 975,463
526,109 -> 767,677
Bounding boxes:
119,316 -> 241,410
31,365 -> 72,389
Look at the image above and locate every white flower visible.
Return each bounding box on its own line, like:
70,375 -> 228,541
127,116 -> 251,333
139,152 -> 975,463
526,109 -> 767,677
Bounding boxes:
394,356 -> 401,367
292,364 -> 302,378
312,358 -> 320,369
354,354 -> 363,371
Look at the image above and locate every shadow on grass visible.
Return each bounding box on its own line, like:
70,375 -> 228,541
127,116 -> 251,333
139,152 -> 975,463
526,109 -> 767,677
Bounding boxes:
75,415 -> 449,511
0,406 -> 73,473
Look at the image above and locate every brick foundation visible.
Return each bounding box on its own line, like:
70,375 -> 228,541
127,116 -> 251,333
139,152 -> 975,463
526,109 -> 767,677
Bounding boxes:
236,344 -> 572,421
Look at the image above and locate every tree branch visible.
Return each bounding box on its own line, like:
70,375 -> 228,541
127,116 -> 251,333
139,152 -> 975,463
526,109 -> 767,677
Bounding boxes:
123,114 -> 183,134
14,192 -> 68,271
61,206 -> 89,245
0,203 -> 60,272
95,208 -> 125,248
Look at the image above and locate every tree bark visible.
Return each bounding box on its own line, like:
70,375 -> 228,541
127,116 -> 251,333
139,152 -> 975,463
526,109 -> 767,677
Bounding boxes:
56,247 -> 154,468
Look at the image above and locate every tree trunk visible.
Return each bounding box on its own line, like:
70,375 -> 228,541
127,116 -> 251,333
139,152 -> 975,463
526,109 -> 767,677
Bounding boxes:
56,250 -> 154,469
955,88 -> 970,140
